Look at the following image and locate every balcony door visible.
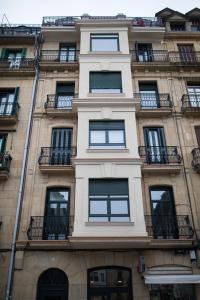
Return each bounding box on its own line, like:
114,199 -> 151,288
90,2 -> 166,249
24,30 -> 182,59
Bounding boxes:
187,84 -> 200,107
195,126 -> 200,147
0,89 -> 18,116
136,43 -> 153,62
0,134 -> 6,153
178,44 -> 195,63
139,82 -> 158,109
59,43 -> 76,62
144,127 -> 167,163
56,82 -> 74,109
50,128 -> 72,165
150,186 -> 178,239
43,188 -> 70,240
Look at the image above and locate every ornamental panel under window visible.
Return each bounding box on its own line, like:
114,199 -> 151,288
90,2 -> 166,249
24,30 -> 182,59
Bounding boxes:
89,120 -> 125,148
89,179 -> 130,222
89,72 -> 122,93
90,34 -> 119,52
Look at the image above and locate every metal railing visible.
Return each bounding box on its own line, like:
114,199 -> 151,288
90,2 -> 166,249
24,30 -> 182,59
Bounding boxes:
42,16 -> 164,27
133,93 -> 172,109
38,147 -> 76,165
0,58 -> 35,70
0,101 -> 19,117
191,148 -> 200,172
138,146 -> 182,164
0,24 -> 41,36
0,153 -> 12,172
181,94 -> 200,112
27,216 -> 74,240
145,215 -> 194,239
131,50 -> 169,62
169,51 -> 200,64
40,50 -> 79,62
45,94 -> 78,110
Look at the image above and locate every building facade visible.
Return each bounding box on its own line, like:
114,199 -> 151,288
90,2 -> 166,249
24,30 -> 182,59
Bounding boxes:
1,8 -> 200,300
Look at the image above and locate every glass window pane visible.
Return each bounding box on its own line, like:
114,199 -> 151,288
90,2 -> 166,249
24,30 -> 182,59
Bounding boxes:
92,38 -> 118,51
89,217 -> 108,222
90,200 -> 107,214
111,201 -> 128,214
90,130 -> 106,144
110,217 -> 130,221
49,191 -> 69,202
108,130 -> 124,144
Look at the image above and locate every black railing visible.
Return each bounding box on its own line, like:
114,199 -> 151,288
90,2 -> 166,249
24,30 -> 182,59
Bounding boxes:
145,215 -> 194,239
191,148 -> 200,172
0,153 -> 12,172
42,16 -> 163,27
169,51 -> 200,64
40,50 -> 79,62
0,101 -> 19,117
45,94 -> 77,110
181,94 -> 200,112
131,50 -> 169,63
133,93 -> 172,109
139,146 -> 182,164
27,216 -> 73,240
0,24 -> 41,36
0,58 -> 35,70
38,147 -> 76,165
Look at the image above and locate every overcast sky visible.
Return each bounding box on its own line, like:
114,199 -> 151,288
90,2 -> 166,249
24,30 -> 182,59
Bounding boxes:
1,0 -> 200,24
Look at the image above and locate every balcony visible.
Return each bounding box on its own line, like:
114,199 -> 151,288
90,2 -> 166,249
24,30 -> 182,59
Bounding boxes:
181,94 -> 200,115
0,24 -> 41,44
44,94 -> 77,117
0,153 -> 12,180
38,147 -> 76,174
139,146 -> 182,174
133,93 -> 172,117
145,215 -> 194,248
192,148 -> 200,173
0,102 -> 19,124
131,50 -> 169,65
0,59 -> 35,76
169,51 -> 200,65
39,50 -> 79,71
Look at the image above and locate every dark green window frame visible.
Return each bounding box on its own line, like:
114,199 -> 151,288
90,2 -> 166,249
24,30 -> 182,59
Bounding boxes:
0,134 -> 7,153
89,71 -> 122,93
90,33 -> 120,51
89,179 -> 130,222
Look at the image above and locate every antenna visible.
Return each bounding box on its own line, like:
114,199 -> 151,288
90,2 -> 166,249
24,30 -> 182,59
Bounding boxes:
1,14 -> 11,27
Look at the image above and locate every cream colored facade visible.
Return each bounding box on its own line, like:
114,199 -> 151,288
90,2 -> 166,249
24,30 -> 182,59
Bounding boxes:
1,8 -> 200,300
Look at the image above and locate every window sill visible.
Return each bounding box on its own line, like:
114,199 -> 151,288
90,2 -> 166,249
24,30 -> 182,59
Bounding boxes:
87,148 -> 129,153
87,93 -> 125,98
85,222 -> 134,226
88,51 -> 122,55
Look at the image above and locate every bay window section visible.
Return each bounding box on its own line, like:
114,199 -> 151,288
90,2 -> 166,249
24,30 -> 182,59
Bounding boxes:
89,121 -> 125,149
89,179 -> 130,222
90,34 -> 119,51
89,72 -> 122,93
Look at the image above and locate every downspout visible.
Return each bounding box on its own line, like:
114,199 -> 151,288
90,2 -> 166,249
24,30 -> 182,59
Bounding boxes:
5,32 -> 41,300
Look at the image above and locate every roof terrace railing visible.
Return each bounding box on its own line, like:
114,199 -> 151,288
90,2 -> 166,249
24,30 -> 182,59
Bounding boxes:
0,24 -> 41,36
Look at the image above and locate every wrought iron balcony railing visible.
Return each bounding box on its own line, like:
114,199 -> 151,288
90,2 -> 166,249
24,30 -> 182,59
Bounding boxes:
139,146 -> 182,164
27,216 -> 73,240
0,101 -> 19,117
42,16 -> 164,27
40,50 -> 79,62
133,93 -> 172,109
191,148 -> 200,173
169,51 -> 200,64
0,58 -> 35,70
0,153 -> 12,172
38,147 -> 76,166
44,94 -> 78,110
145,215 -> 194,239
0,24 -> 41,36
131,50 -> 169,63
181,94 -> 200,112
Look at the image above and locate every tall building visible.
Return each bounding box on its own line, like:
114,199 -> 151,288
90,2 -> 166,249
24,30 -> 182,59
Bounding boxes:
1,8 -> 200,300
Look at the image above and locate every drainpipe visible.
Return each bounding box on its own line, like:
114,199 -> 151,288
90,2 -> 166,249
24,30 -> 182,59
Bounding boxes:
5,33 -> 40,300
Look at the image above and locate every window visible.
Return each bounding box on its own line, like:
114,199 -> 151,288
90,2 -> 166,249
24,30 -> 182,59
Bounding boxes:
139,82 -> 158,108
0,134 -> 7,153
89,121 -> 125,148
89,179 -> 130,222
136,43 -> 153,62
170,22 -> 186,31
90,34 -> 119,51
178,44 -> 195,63
89,72 -> 122,93
1,48 -> 26,68
55,82 -> 75,109
187,83 -> 200,107
88,267 -> 133,300
150,284 -> 196,300
0,88 -> 19,116
59,43 -> 76,62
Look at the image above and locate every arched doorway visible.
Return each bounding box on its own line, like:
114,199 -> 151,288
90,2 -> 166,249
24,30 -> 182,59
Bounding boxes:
88,266 -> 133,300
37,268 -> 68,300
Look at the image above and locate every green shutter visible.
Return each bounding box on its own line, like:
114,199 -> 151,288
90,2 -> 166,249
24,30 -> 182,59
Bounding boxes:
90,121 -> 124,130
14,87 -> 20,103
89,179 -> 128,196
21,48 -> 27,59
1,48 -> 7,60
90,72 -> 122,90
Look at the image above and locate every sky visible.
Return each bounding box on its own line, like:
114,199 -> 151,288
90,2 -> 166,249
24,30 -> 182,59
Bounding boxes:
1,0 -> 200,24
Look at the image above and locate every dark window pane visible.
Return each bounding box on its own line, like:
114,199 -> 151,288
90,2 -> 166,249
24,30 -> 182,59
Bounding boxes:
90,72 -> 122,93
89,179 -> 128,196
